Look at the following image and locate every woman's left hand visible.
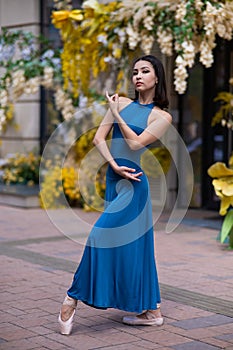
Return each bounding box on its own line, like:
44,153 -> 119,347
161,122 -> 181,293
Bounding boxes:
105,91 -> 119,116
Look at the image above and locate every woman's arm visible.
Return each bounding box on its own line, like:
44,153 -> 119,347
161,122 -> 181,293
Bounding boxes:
106,92 -> 172,151
93,108 -> 143,181
93,108 -> 116,168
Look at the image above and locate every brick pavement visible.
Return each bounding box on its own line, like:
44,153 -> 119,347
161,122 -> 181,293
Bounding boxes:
0,206 -> 233,350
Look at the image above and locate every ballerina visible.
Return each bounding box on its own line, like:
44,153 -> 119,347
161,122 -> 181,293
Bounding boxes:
58,55 -> 172,335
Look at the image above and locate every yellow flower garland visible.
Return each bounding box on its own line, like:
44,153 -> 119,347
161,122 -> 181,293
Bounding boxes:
52,0 -> 233,96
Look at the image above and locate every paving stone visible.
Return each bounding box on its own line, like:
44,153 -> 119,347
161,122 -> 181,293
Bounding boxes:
171,315 -> 233,330
28,335 -> 68,350
139,329 -> 192,347
171,340 -> 221,349
216,333 -> 233,341
0,338 -> 41,350
203,337 -> 233,348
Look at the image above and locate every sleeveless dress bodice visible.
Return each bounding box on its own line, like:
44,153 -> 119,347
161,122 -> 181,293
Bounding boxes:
107,100 -> 154,177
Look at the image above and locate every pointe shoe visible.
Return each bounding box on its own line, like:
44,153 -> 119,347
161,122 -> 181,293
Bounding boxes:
58,309 -> 76,335
58,295 -> 77,335
123,310 -> 164,326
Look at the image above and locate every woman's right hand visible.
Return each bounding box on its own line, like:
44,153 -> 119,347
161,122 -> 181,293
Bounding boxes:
113,165 -> 143,182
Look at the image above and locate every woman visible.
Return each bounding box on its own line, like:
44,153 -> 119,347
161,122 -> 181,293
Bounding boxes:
58,55 -> 172,335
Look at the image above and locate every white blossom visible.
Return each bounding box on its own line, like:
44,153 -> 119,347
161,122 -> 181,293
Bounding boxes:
174,55 -> 188,94
221,119 -> 227,127
216,24 -> 226,38
227,121 -> 233,129
126,24 -> 140,50
0,90 -> 8,108
52,57 -> 61,68
133,6 -> 150,28
0,108 -> 6,131
24,77 -> 40,94
182,41 -> 195,68
53,0 -> 72,10
12,70 -> 26,99
42,66 -> 54,88
199,40 -> 214,67
175,2 -> 186,23
114,28 -> 126,44
54,88 -> 75,120
42,49 -> 54,60
103,56 -> 116,64
97,34 -> 108,46
140,32 -> 154,55
21,45 -> 35,60
157,26 -> 173,56
0,44 -> 15,62
79,94 -> 88,108
195,0 -> 204,12
0,109 -> 5,119
143,16 -> 154,31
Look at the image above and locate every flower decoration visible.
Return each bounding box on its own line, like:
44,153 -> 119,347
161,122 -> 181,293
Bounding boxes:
211,78 -> 233,130
208,153 -> 233,248
207,159 -> 233,216
0,152 -> 40,186
0,29 -> 71,132
52,0 -> 233,96
141,147 -> 171,178
40,165 -> 81,209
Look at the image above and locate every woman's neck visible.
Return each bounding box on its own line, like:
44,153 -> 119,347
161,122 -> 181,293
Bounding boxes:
138,92 -> 154,105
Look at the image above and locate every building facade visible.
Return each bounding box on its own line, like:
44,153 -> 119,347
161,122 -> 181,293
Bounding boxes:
0,0 -> 232,211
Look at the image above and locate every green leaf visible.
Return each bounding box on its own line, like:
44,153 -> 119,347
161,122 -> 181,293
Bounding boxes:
220,209 -> 233,244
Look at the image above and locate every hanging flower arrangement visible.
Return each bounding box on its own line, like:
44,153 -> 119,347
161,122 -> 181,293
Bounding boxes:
52,0 -> 233,96
0,28 -> 76,133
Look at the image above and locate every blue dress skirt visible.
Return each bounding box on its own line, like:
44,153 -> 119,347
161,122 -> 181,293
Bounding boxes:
67,101 -> 161,313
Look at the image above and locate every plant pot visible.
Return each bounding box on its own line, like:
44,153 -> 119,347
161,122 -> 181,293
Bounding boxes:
0,184 -> 40,208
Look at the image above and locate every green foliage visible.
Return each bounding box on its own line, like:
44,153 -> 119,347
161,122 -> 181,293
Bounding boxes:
0,152 -> 40,186
212,91 -> 233,129
219,210 -> 233,249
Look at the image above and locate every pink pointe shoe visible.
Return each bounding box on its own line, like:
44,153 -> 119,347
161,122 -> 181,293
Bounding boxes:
123,310 -> 164,326
58,295 -> 77,335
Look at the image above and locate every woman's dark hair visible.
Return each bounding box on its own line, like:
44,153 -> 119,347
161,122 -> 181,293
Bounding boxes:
132,55 -> 169,109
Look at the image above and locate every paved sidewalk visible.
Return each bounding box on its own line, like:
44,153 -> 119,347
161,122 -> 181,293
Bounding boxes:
0,206 -> 233,350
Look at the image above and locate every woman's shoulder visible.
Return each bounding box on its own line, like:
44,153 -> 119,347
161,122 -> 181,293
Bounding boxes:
118,96 -> 133,111
148,106 -> 172,125
119,96 -> 132,103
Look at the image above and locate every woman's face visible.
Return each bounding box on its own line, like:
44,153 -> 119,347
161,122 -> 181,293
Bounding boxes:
132,60 -> 157,93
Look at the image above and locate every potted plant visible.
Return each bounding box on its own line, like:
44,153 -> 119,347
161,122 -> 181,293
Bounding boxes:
208,153 -> 233,249
0,152 -> 40,207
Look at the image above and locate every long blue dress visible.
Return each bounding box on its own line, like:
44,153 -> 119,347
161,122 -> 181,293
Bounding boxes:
67,101 -> 161,313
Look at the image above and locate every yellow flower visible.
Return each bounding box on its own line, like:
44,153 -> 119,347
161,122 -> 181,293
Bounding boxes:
52,10 -> 70,24
69,10 -> 84,21
113,47 -> 122,59
208,159 -> 233,215
142,147 -> 171,178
